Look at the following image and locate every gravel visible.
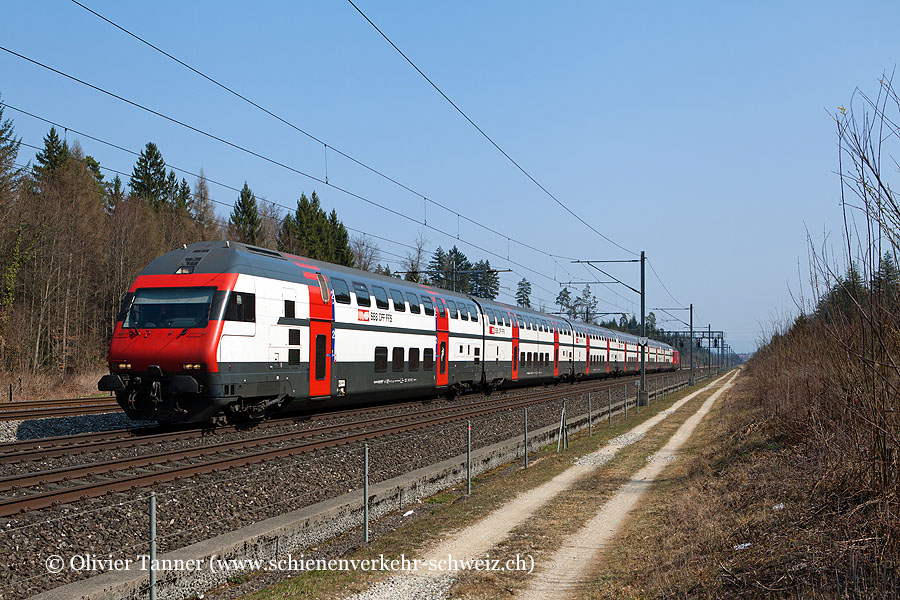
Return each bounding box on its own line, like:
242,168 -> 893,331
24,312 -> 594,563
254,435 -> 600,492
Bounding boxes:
342,574 -> 453,600
0,378 -> 677,600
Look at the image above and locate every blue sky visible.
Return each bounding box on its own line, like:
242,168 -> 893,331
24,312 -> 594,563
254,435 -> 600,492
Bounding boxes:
3,1 -> 898,352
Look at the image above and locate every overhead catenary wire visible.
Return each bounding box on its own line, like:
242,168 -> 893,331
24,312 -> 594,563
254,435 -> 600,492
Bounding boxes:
67,0 -> 579,275
344,0 -> 637,258
0,49 -> 572,291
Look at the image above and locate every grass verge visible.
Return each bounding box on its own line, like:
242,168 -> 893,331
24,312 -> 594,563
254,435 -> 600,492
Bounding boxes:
227,375 -> 728,600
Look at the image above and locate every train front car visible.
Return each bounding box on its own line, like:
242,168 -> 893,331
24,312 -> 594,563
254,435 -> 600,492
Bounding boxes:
98,241 -> 298,424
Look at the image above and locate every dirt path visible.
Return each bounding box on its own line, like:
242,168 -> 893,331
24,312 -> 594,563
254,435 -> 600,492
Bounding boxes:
344,374 -> 730,600
518,369 -> 740,599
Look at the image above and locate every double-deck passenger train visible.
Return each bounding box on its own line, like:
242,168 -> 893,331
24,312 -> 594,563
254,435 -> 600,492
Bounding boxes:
99,241 -> 679,423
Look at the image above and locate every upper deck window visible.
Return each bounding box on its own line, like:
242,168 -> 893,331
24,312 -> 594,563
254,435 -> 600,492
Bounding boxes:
332,278 -> 351,304
406,292 -> 421,314
352,282 -> 371,307
123,286 -> 217,329
390,289 -> 406,312
372,286 -> 389,310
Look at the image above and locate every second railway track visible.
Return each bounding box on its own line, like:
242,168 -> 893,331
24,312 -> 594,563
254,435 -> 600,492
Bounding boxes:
0,373 -> 677,517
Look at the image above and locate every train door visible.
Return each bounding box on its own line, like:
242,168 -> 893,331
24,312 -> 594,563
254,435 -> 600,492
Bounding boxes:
585,335 -> 591,376
553,322 -> 559,377
511,311 -> 519,381
606,338 -> 611,374
435,296 -> 449,388
308,273 -> 332,398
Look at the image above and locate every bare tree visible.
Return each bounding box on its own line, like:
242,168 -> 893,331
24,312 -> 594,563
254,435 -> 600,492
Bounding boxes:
402,228 -> 428,282
350,234 -> 380,271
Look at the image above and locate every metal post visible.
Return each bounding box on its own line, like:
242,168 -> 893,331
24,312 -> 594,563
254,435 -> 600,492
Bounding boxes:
523,407 -> 528,469
363,444 -> 369,543
689,303 -> 694,386
466,420 -> 471,495
563,400 -> 569,450
607,388 -> 612,426
708,324 -> 712,378
639,250 -> 648,406
623,384 -> 628,418
556,402 -> 565,453
588,393 -> 592,437
149,492 -> 156,600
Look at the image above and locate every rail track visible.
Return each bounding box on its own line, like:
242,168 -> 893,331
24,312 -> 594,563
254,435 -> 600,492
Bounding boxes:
0,372 -> 682,518
0,395 -> 118,421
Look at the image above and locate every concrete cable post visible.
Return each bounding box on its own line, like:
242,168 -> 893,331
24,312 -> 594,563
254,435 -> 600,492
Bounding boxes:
466,420 -> 472,495
523,407 -> 529,469
608,388 -> 612,426
149,492 -> 156,600
363,444 -> 369,544
588,393 -> 592,437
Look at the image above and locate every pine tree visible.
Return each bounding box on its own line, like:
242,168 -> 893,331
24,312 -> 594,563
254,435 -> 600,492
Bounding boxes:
446,246 -> 472,293
229,182 -> 261,245
33,127 -> 70,178
327,208 -> 353,266
84,155 -> 104,185
556,287 -> 575,319
0,99 -> 22,198
105,175 -> 125,214
516,277 -> 532,308
428,247 -> 448,288
277,191 -> 352,264
471,259 -> 499,299
176,178 -> 192,213
165,170 -> 178,206
129,142 -> 168,209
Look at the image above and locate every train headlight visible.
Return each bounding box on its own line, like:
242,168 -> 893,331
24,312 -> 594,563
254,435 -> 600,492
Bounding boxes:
110,362 -> 131,370
182,363 -> 205,371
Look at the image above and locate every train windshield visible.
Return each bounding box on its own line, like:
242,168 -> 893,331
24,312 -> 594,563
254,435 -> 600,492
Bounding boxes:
123,287 -> 216,329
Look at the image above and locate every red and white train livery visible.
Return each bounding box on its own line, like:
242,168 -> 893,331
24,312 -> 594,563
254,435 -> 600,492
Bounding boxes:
99,241 -> 679,423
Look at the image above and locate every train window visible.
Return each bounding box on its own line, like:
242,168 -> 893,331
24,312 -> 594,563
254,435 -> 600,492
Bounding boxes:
284,300 -> 295,319
545,353 -> 550,366
515,350 -> 520,370
422,296 -> 435,316
409,348 -> 420,370
353,282 -> 371,307
474,347 -> 480,364
435,298 -> 445,317
390,289 -> 406,312
406,292 -> 421,314
459,305 -> 469,321
225,291 -> 255,322
468,304 -> 478,322
315,335 -> 327,380
332,279 -> 351,304
392,347 -> 404,372
542,319 -> 549,331
440,342 -> 447,374
424,348 -> 434,371
517,314 -> 525,328
485,308 -> 495,324
374,347 -> 388,372
373,286 -> 389,310
289,329 -> 301,345
446,299 -> 458,319
288,349 -> 300,364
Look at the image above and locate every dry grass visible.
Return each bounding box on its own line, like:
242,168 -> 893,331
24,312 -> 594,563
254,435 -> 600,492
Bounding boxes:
449,380 -> 724,600
582,373 -> 900,599
0,368 -> 107,401
244,378 -> 722,600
